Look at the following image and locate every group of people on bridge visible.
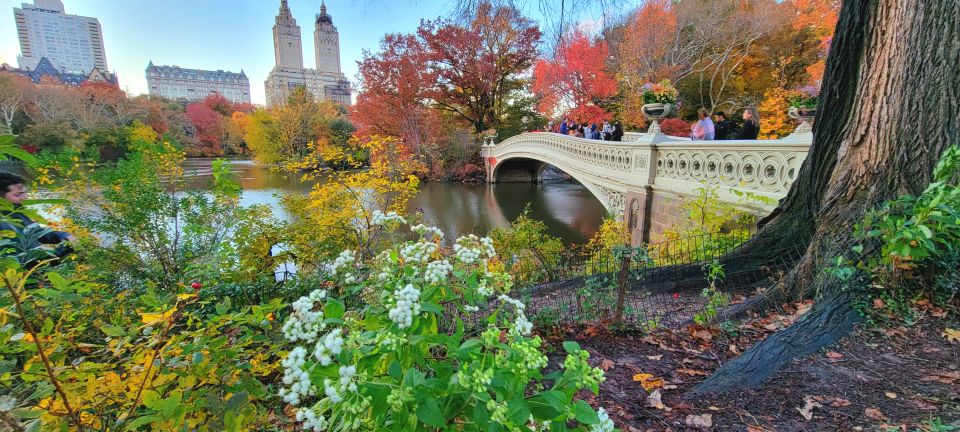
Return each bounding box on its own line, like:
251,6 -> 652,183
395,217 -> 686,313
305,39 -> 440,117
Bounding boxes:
541,106 -> 761,141
545,119 -> 626,141
690,107 -> 761,140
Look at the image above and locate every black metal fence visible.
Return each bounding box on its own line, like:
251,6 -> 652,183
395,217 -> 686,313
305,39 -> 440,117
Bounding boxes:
500,222 -> 808,329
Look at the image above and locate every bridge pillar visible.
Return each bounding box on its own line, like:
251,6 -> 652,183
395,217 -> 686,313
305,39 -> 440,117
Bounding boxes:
625,188 -> 654,247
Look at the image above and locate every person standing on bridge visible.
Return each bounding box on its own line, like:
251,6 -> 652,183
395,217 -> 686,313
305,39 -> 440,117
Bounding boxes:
611,122 -> 624,141
602,121 -> 613,140
691,108 -> 715,140
736,106 -> 760,140
714,111 -> 733,140
559,118 -> 569,135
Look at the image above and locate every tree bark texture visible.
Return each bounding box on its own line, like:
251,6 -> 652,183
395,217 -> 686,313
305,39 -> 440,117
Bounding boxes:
694,0 -> 960,394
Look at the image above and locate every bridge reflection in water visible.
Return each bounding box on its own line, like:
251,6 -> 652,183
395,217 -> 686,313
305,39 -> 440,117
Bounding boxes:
482,128 -> 813,245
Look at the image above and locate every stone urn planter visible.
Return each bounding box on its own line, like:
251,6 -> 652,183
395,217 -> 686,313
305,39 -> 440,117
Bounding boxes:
642,103 -> 673,134
788,106 -> 816,134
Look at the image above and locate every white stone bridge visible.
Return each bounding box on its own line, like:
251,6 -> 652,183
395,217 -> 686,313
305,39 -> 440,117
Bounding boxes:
481,129 -> 812,244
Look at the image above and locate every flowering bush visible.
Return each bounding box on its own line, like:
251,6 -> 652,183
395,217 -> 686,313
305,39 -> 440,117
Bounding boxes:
658,118 -> 692,137
640,79 -> 679,105
279,222 -> 616,431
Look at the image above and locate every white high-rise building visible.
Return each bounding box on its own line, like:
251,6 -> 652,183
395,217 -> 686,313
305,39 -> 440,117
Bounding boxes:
265,0 -> 351,107
13,0 -> 108,74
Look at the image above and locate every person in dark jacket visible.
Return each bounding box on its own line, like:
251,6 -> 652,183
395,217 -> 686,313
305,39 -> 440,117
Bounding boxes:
736,107 -> 760,140
1,172 -> 75,245
611,122 -> 624,141
713,111 -> 734,140
559,118 -> 569,135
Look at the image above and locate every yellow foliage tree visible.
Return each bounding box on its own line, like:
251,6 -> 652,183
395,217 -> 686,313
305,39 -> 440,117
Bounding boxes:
282,135 -> 425,266
758,86 -> 801,139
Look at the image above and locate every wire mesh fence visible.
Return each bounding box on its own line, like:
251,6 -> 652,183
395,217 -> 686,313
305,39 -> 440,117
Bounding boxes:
500,218 -> 812,329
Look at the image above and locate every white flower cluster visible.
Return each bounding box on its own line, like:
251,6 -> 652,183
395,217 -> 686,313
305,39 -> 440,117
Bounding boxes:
282,290 -> 328,343
400,241 -> 437,264
424,259 -> 452,284
477,280 -> 493,297
371,210 -> 407,226
453,234 -> 496,264
295,407 -> 328,432
388,284 -> 421,328
330,250 -> 355,276
499,294 -> 533,336
324,365 -> 358,403
464,305 -> 480,313
411,223 -> 444,240
279,347 -> 314,406
590,407 -> 615,432
313,328 -> 344,366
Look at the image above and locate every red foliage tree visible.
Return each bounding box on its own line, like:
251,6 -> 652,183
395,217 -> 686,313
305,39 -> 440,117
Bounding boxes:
418,2 -> 541,133
202,93 -> 234,116
532,30 -> 617,123
351,33 -> 435,153
185,102 -> 224,154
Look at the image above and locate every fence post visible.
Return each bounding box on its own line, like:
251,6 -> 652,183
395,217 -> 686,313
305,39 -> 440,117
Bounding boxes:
613,247 -> 631,324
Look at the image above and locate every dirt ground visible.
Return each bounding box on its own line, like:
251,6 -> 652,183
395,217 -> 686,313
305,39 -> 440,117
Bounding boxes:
544,301 -> 960,431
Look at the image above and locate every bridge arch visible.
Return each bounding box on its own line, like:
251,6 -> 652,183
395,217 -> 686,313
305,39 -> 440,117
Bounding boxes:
490,151 -> 623,215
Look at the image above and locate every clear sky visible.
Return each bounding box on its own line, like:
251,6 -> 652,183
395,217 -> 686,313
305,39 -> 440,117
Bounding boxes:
1,0 -> 628,105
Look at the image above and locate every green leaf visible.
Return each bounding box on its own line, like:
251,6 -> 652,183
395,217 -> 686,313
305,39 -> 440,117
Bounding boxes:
324,299 -> 345,319
223,391 -> 248,413
506,399 -> 531,424
562,341 -> 581,353
527,390 -> 565,419
388,360 -> 402,380
573,400 -> 600,424
99,324 -> 126,337
415,398 -> 447,428
124,415 -> 160,431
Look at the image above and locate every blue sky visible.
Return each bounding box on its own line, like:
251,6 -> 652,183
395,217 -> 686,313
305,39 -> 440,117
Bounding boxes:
1,0 -> 627,105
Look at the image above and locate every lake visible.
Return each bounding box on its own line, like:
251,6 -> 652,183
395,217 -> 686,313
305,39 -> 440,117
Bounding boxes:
181,158 -> 608,244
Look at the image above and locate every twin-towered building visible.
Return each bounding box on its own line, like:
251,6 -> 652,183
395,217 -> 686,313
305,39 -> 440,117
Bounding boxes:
265,0 -> 351,107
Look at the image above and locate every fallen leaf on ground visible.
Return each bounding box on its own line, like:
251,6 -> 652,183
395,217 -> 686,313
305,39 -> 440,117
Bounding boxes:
797,396 -> 821,421
828,397 -> 852,407
826,351 -> 844,360
864,407 -> 887,421
632,373 -> 665,391
884,392 -> 897,399
729,344 -> 740,355
920,371 -> 959,384
676,368 -> 709,377
646,389 -> 665,410
686,414 -> 712,429
911,398 -> 937,411
600,359 -> 615,371
873,298 -> 885,309
942,328 -> 959,343
646,354 -> 662,361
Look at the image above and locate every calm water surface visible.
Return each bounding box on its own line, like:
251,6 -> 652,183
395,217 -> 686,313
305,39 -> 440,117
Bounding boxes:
181,158 -> 606,244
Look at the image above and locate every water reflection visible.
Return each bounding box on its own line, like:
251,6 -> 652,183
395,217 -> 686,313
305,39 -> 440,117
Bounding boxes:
180,158 -> 606,244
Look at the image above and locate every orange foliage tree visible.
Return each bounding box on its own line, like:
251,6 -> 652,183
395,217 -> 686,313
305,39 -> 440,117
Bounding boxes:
532,30 -> 617,123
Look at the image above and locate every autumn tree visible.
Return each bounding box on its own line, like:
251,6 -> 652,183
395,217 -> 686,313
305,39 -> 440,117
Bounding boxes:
693,0 -> 960,393
0,74 -> 29,135
75,81 -> 127,131
418,1 -> 541,133
352,33 -> 435,154
185,102 -> 224,154
532,30 -> 617,123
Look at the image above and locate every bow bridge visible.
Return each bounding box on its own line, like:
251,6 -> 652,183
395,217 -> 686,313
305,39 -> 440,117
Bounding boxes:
481,129 -> 812,245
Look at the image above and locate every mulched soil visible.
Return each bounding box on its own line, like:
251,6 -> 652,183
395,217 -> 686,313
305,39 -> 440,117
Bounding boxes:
543,301 -> 960,431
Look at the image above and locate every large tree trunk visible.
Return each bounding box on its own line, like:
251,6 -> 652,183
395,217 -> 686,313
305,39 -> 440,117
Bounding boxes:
693,0 -> 960,394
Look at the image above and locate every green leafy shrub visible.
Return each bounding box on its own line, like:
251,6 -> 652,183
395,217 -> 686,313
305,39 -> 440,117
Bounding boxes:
278,221 -> 617,431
